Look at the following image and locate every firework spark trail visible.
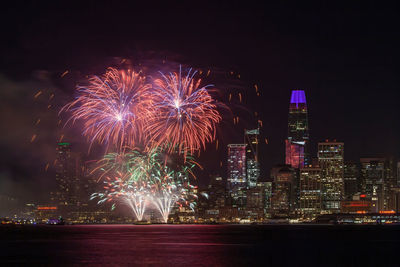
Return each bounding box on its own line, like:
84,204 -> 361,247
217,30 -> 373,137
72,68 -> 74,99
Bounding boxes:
91,148 -> 199,222
61,68 -> 151,150
91,148 -> 164,221
150,189 -> 178,223
124,191 -> 147,221
145,67 -> 221,157
91,175 -> 150,221
146,148 -> 199,223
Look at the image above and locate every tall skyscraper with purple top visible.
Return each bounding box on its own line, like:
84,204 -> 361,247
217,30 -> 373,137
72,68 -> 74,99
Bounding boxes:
286,90 -> 310,168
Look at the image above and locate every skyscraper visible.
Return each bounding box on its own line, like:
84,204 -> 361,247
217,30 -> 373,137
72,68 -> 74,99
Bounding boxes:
397,161 -> 400,186
396,161 -> 400,186
360,158 -> 396,212
286,90 -> 310,168
227,144 -> 247,207
270,165 -> 298,218
344,161 -> 360,199
245,128 -> 260,188
318,141 -> 344,213
207,175 -> 226,211
245,184 -> 266,221
52,142 -> 82,217
263,181 -> 273,218
299,166 -> 322,220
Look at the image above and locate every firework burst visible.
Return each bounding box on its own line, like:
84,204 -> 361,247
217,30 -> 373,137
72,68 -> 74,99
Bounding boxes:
145,67 -> 221,156
91,148 -> 159,182
61,68 -> 151,150
65,65 -> 216,222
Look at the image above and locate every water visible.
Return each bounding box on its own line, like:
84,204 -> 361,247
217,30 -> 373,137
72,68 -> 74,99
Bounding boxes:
1,224 -> 399,266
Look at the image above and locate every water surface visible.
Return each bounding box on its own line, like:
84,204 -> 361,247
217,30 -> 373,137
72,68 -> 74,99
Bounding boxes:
1,224 -> 399,266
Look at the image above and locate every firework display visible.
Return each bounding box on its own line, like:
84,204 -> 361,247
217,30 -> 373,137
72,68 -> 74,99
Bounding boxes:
90,173 -> 150,221
61,68 -> 151,150
65,65 -> 219,222
145,67 -> 221,156
91,147 -> 198,222
148,150 -> 198,222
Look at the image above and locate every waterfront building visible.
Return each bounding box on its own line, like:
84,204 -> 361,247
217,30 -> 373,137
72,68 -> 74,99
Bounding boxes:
270,165 -> 298,218
318,141 -> 344,213
388,187 -> 400,213
51,142 -> 83,217
260,181 -> 273,218
340,194 -> 372,213
197,174 -> 228,222
245,183 -> 266,221
208,175 -> 226,210
299,166 -> 322,219
35,206 -> 59,223
397,161 -> 400,186
360,157 -> 396,212
344,161 -> 360,199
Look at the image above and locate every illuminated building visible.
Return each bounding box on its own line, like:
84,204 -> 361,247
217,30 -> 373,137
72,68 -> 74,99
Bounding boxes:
22,203 -> 36,219
227,144 -> 247,207
286,90 -> 309,168
196,175 -> 228,222
397,161 -> 400,186
285,140 -> 305,169
388,187 -> 400,213
245,183 -> 267,221
344,161 -> 360,199
51,142 -> 83,218
299,166 -> 322,219
270,165 -> 298,218
316,212 -> 400,224
208,175 -> 226,210
360,158 -> 396,212
340,194 -> 372,213
35,206 -> 58,223
261,181 -> 273,218
318,141 -> 344,213
245,128 -> 260,188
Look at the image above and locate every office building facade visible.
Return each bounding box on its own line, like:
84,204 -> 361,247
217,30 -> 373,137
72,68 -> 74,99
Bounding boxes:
299,166 -> 322,219
227,144 -> 247,207
318,141 -> 344,213
245,128 -> 260,188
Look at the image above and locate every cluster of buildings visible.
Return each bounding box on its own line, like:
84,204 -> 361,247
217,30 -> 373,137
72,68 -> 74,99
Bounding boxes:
18,143 -> 132,224
8,90 -> 399,225
197,90 -> 400,224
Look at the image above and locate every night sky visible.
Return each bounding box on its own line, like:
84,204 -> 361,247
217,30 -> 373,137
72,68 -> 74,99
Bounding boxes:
0,1 -> 399,208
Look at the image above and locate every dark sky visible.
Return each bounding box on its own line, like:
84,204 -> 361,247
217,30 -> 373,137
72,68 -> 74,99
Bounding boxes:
0,1 -> 399,206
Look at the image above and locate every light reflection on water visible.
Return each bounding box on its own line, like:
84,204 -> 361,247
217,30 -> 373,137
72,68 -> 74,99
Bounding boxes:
1,224 -> 400,266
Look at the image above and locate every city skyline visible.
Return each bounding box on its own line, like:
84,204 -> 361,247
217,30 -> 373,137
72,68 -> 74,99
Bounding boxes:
1,3 -> 400,210
0,85 -> 399,214
2,2 -> 400,266
2,86 -> 399,225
